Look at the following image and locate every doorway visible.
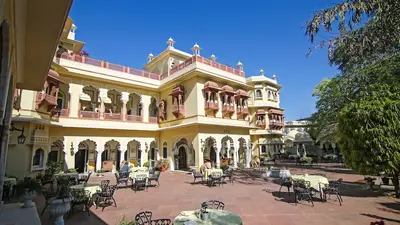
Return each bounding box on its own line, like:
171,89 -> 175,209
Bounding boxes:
75,149 -> 88,173
178,146 -> 187,169
210,147 -> 217,164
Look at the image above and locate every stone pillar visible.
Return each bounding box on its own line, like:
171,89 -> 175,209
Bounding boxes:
96,150 -> 102,172
141,95 -> 152,123
259,144 -> 262,155
170,149 -> 175,172
216,142 -> 221,169
121,149 -> 127,161
68,83 -> 84,118
121,92 -> 129,121
140,141 -> 147,166
99,88 -> 108,120
246,143 -> 251,168
233,145 -> 238,168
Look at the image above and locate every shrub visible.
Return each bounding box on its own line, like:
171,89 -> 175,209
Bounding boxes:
45,161 -> 62,175
237,162 -> 245,170
300,157 -> 313,164
66,168 -> 78,174
118,216 -> 136,225
143,161 -> 150,168
220,163 -> 227,171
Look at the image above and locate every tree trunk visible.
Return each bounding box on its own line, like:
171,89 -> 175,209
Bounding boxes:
392,172 -> 399,198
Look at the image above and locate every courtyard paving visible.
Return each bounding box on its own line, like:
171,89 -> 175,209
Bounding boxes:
36,164 -> 400,225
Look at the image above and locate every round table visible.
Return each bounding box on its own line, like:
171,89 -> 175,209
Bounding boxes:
4,177 -> 17,186
291,175 -> 329,191
203,169 -> 223,180
174,209 -> 242,225
70,183 -> 101,196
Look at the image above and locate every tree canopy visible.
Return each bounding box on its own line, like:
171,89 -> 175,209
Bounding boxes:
305,0 -> 400,71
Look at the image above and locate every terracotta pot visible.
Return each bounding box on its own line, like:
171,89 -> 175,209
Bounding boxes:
161,166 -> 166,172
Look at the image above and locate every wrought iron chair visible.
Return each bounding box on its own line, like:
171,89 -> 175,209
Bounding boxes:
99,180 -> 110,192
323,178 -> 343,206
192,171 -> 203,184
40,190 -> 57,216
148,170 -> 161,187
115,172 -> 130,189
96,185 -> 118,211
2,181 -> 12,201
132,174 -> 148,192
150,219 -> 172,225
68,189 -> 91,217
278,177 -> 292,197
293,180 -> 314,207
205,200 -> 225,210
78,171 -> 92,184
208,172 -> 223,187
135,211 -> 152,225
222,168 -> 234,185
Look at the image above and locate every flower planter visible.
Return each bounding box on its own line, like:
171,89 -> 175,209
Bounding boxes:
161,166 -> 166,172
50,197 -> 73,225
22,189 -> 37,208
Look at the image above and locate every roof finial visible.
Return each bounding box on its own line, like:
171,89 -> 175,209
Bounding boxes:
148,53 -> 154,62
272,74 -> 277,80
210,54 -> 216,62
259,69 -> 264,76
167,37 -> 175,48
236,61 -> 243,71
192,43 -> 201,56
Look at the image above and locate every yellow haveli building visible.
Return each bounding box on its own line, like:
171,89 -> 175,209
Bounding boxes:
7,18 -> 285,178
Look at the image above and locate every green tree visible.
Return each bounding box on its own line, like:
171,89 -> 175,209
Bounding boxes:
305,0 -> 400,71
337,81 -> 400,197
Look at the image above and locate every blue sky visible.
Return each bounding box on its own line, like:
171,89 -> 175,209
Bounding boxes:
69,0 -> 338,120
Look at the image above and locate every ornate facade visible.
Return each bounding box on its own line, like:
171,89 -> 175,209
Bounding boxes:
7,18 -> 285,178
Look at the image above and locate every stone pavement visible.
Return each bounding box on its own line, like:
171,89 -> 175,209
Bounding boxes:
36,164 -> 400,225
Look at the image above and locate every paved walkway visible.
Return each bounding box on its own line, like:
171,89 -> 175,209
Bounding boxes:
36,164 -> 400,225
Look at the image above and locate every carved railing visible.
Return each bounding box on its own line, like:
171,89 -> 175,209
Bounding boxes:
149,116 -> 158,123
57,53 -> 160,80
104,113 -> 122,121
79,110 -> 99,119
36,92 -> 57,105
126,115 -> 142,122
205,101 -> 219,110
222,105 -> 235,113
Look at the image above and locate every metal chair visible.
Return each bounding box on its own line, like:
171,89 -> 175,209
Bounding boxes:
293,180 -> 314,207
40,190 -> 57,216
115,172 -> 129,189
68,189 -> 91,217
148,170 -> 161,187
205,200 -> 225,210
278,177 -> 292,197
99,180 -> 110,192
135,211 -> 152,225
192,171 -> 203,184
151,219 -> 172,225
96,185 -> 118,211
323,178 -> 343,206
132,174 -> 148,192
222,168 -> 234,185
208,172 -> 223,187
78,171 -> 92,184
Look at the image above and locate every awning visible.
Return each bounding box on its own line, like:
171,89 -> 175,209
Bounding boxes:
256,109 -> 266,115
268,109 -> 284,115
47,69 -> 65,84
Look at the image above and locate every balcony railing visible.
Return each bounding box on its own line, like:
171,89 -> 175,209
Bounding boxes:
36,92 -> 57,105
56,53 -> 160,80
256,121 -> 266,127
104,113 -> 122,121
172,105 -> 185,116
222,105 -> 235,113
161,55 -> 245,80
270,121 -> 284,127
237,107 -> 249,115
52,108 -> 70,118
126,115 -> 143,122
205,101 -> 219,110
79,110 -> 99,119
149,116 -> 158,123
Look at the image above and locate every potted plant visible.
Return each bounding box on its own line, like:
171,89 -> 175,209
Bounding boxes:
143,161 -> 150,168
161,159 -> 170,172
50,176 -> 73,225
18,178 -> 42,208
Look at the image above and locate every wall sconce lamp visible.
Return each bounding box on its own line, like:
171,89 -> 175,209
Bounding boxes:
200,139 -> 205,152
9,122 -> 26,144
70,142 -> 74,156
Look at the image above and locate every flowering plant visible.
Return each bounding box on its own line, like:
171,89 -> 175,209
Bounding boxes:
80,50 -> 89,57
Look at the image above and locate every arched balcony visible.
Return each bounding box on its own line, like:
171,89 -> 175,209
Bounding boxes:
149,97 -> 158,123
36,70 -> 64,112
268,109 -> 284,129
104,89 -> 122,121
220,85 -> 235,117
126,93 -> 142,122
79,86 -> 100,119
171,85 -> 185,118
256,109 -> 266,127
235,89 -> 249,118
203,81 -> 220,115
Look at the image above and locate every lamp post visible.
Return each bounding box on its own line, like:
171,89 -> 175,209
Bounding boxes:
9,122 -> 26,144
70,142 -> 74,156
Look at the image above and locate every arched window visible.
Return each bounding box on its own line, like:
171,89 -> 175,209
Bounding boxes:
33,148 -> 44,168
255,90 -> 262,98
261,145 -> 267,154
57,91 -> 64,109
268,91 -> 271,99
162,142 -> 168,159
